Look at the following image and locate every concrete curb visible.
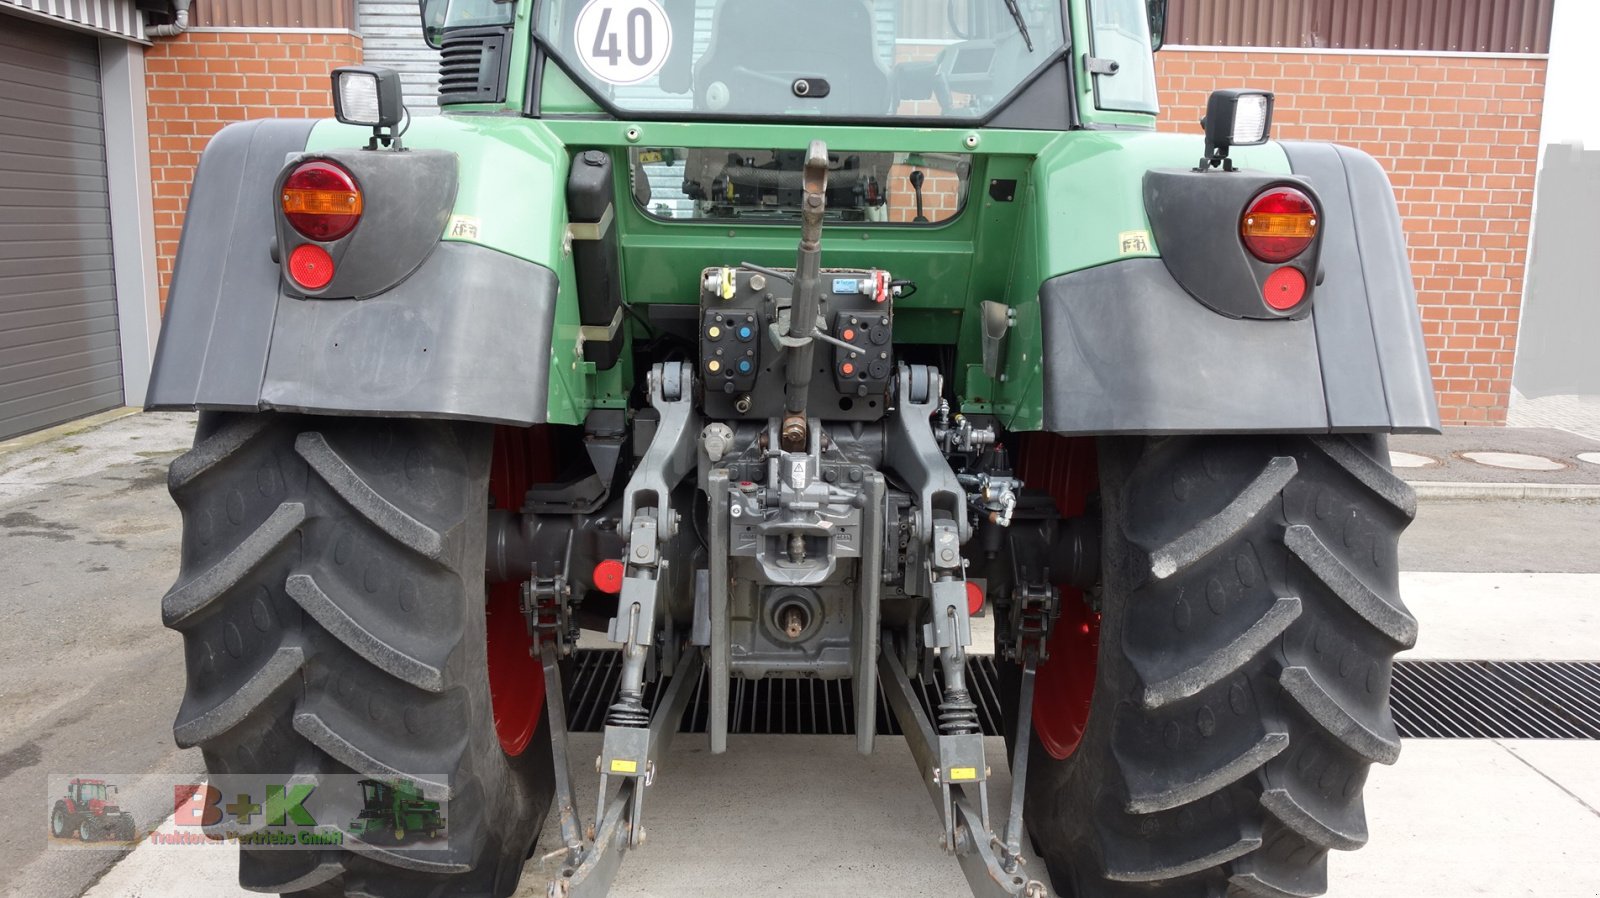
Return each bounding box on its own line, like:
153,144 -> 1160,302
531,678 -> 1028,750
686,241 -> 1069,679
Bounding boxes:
1409,480 -> 1600,500
0,406 -> 142,458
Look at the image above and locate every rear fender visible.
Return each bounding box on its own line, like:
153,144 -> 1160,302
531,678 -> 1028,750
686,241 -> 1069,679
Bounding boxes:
1039,141 -> 1439,435
146,119 -> 559,425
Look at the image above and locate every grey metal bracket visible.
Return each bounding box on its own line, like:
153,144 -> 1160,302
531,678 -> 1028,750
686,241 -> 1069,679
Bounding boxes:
1001,650 -> 1040,875
551,648 -> 704,898
923,576 -> 974,651
589,360 -> 698,846
707,470 -> 732,754
621,362 -> 698,529
886,365 -> 970,544
879,646 -> 1049,898
852,472 -> 886,755
1083,54 -> 1121,75
542,642 -> 584,854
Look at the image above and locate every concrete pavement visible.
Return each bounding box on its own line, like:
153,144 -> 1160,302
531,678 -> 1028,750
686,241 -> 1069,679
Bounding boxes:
0,410 -> 201,898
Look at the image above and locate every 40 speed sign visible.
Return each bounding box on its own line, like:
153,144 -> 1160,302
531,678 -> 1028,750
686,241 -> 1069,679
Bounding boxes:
575,0 -> 673,85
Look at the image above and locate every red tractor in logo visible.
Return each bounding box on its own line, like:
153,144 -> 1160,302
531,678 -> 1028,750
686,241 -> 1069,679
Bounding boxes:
51,778 -> 136,842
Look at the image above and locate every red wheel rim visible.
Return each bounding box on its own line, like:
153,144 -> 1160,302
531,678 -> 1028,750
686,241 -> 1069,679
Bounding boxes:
486,426 -> 549,756
1015,434 -> 1101,761
1034,592 -> 1100,759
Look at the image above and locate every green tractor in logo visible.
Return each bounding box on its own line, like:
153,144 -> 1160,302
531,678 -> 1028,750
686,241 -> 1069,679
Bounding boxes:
348,778 -> 445,843
150,0 -> 1435,895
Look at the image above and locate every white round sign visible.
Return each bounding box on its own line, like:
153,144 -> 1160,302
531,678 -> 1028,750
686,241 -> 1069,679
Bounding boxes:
574,0 -> 673,86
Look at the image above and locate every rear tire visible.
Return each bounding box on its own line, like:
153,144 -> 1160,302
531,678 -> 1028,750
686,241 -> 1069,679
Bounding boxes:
1016,434 -> 1417,897
51,804 -> 73,839
162,413 -> 554,897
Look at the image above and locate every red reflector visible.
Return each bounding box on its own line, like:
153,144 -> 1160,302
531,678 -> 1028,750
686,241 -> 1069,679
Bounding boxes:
593,559 -> 625,594
287,243 -> 334,290
1241,186 -> 1317,263
965,581 -> 984,616
281,160 -> 362,241
1263,266 -> 1307,310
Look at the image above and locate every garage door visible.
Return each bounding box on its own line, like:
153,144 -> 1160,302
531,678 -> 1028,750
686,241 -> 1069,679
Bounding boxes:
0,14 -> 123,441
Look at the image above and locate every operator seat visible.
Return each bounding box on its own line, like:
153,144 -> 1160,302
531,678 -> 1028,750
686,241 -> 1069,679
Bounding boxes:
693,0 -> 892,117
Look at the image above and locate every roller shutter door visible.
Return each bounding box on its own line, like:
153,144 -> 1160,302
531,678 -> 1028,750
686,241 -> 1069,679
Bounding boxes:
357,0 -> 441,114
0,14 -> 123,440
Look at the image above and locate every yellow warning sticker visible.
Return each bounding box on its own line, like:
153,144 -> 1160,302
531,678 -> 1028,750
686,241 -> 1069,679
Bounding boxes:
610,759 -> 638,774
1118,229 -> 1151,255
949,767 -> 978,782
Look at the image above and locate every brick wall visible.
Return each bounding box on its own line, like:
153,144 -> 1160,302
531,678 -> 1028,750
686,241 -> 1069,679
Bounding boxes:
146,31 -> 363,310
1156,49 -> 1548,425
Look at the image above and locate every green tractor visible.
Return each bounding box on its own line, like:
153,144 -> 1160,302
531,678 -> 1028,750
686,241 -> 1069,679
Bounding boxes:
348,778 -> 446,843
147,0 -> 1436,895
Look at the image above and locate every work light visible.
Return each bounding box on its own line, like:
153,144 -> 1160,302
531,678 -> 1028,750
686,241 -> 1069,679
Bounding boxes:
1199,88 -> 1276,170
331,66 -> 404,136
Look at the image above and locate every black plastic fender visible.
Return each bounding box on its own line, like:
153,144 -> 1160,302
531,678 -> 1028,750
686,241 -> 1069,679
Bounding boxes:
146,119 -> 558,425
1041,142 -> 1438,435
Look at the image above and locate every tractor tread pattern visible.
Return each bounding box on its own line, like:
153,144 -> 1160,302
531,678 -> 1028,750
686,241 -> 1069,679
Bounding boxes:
1024,435 -> 1414,898
239,853 -> 345,893
1146,456 -> 1297,580
1284,525 -> 1418,649
294,432 -> 447,560
1279,666 -> 1402,765
1103,835 -> 1263,884
174,644 -> 305,748
1308,437 -> 1416,520
1259,788 -> 1367,851
292,711 -> 455,799
167,415 -> 275,491
1125,732 -> 1288,814
164,414 -> 547,898
162,502 -> 305,626
1141,596 -> 1303,710
1228,871 -> 1322,898
343,840 -> 474,874
285,573 -> 445,692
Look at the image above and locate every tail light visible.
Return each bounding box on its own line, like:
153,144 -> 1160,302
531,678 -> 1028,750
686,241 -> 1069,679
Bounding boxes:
281,160 -> 362,241
1240,187 -> 1316,263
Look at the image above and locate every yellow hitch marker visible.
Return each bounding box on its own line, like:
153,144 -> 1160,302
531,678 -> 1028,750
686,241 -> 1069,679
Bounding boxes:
949,767 -> 977,782
610,759 -> 638,774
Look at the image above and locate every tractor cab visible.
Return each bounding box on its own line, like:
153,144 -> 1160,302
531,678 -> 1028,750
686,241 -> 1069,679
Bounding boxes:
69,779 -> 111,806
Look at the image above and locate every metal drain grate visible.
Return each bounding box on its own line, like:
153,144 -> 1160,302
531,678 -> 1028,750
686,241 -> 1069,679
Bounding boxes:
563,650 -> 1009,736
563,652 -> 1600,740
1391,660 -> 1600,739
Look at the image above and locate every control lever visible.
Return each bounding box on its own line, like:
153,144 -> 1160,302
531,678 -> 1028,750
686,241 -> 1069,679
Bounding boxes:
909,170 -> 928,223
